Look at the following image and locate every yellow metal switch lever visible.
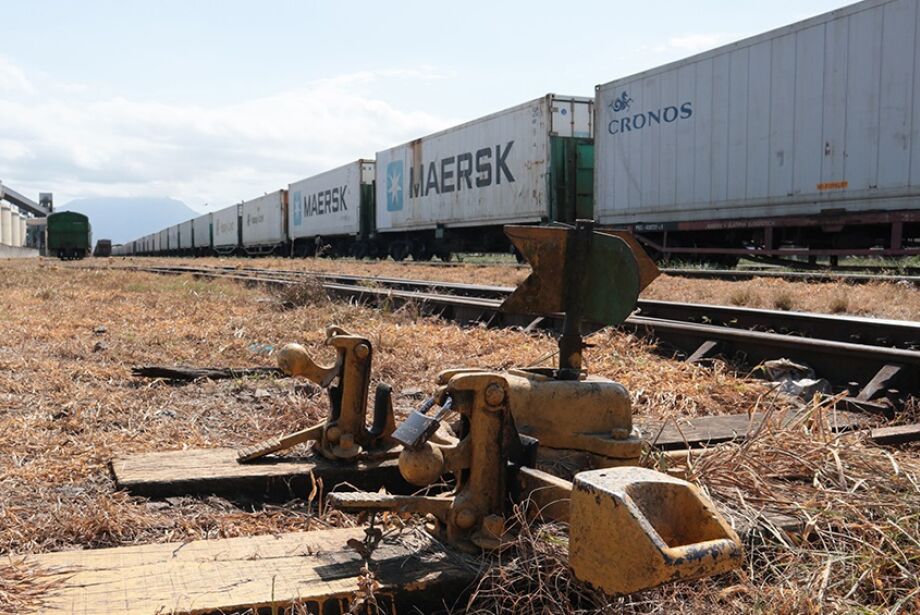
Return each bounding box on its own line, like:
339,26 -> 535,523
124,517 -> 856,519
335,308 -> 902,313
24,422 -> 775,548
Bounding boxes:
237,326 -> 397,463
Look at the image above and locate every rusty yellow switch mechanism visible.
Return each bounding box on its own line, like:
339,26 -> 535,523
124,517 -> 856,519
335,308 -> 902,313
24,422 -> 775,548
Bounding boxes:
330,222 -> 742,596
570,467 -> 743,595
237,326 -> 397,463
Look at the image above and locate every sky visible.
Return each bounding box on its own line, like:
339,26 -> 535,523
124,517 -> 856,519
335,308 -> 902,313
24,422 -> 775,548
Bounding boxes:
0,0 -> 855,213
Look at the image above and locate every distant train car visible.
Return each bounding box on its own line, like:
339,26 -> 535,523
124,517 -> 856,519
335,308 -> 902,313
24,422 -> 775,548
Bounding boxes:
93,239 -> 112,257
241,190 -> 288,255
192,213 -> 212,256
288,160 -> 374,257
213,204 -> 241,255
375,94 -> 594,261
46,211 -> 92,260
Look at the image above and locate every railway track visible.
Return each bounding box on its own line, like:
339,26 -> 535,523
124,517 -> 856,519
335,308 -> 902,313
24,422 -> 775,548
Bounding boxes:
107,263 -> 920,409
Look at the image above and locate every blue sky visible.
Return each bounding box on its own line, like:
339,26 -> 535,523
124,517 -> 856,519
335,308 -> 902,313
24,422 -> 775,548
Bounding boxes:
0,0 -> 853,211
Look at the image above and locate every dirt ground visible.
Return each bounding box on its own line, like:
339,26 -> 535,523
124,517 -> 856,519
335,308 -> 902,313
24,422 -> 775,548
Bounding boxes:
1,259 -> 918,613
108,255 -> 920,321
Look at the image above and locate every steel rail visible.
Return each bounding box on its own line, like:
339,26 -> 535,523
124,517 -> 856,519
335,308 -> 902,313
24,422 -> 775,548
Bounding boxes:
113,263 -> 920,394
125,264 -> 920,351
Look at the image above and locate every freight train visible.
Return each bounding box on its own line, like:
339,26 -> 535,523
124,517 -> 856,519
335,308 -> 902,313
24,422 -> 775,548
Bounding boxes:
114,0 -> 920,264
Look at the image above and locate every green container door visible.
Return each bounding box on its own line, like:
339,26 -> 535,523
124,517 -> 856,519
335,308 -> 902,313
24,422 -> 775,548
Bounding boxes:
548,137 -> 595,225
359,182 -> 376,240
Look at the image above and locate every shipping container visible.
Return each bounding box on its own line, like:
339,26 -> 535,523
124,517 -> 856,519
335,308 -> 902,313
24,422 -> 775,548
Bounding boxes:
157,229 -> 167,253
212,204 -> 241,251
165,225 -> 177,253
193,213 -> 212,252
179,220 -> 194,252
374,94 -> 594,260
241,190 -> 287,253
594,0 -> 920,260
288,160 -> 375,256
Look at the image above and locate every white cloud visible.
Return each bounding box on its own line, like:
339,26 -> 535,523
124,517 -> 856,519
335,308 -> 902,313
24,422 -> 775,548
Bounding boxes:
0,57 -> 458,212
0,57 -> 35,95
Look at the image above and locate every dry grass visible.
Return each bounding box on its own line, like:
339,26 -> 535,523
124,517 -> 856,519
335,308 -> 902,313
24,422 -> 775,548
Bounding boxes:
100,256 -> 920,320
1,259 -> 918,613
462,407 -> 920,614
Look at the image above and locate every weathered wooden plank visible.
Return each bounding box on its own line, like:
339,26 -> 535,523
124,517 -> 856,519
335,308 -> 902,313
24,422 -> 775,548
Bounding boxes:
868,423 -> 920,446
112,447 -> 406,500
27,528 -> 477,615
636,408 -> 863,450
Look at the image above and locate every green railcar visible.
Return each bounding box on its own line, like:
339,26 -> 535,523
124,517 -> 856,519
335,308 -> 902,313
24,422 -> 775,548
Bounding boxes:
46,211 -> 92,260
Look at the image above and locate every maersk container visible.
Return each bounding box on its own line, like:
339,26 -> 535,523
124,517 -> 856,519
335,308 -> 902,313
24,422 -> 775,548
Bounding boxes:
289,160 -> 374,241
595,0 -> 920,226
241,190 -> 287,250
179,220 -> 194,251
375,94 -> 595,234
193,213 -> 212,250
212,204 -> 241,251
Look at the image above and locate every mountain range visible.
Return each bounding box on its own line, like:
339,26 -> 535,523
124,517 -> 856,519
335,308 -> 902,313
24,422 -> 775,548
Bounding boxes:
60,197 -> 199,244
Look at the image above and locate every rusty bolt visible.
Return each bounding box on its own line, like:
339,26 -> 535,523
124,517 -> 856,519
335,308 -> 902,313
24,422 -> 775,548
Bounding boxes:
354,343 -> 370,360
455,507 -> 477,530
325,426 -> 342,443
484,383 -> 505,407
338,433 -> 355,450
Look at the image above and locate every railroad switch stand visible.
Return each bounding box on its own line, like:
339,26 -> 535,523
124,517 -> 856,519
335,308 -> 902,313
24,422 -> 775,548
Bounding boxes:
237,325 -> 398,463
331,222 -> 742,594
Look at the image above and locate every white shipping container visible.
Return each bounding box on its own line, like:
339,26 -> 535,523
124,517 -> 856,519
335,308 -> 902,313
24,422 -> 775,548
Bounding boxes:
595,0 -> 920,226
241,190 -> 287,246
193,213 -> 211,249
167,225 -> 178,251
156,230 -> 165,253
212,204 -> 240,248
179,220 -> 194,250
289,160 -> 373,239
376,94 -> 593,232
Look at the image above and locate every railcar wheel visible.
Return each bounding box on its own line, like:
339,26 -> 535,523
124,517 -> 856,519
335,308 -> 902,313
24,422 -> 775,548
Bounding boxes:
389,243 -> 409,262
411,241 -> 432,261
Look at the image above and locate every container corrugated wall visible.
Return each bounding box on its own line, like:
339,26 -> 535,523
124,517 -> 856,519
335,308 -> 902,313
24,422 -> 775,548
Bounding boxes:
594,0 -> 920,225
288,161 -> 370,239
376,94 -> 593,232
212,204 -> 240,248
241,190 -> 286,247
193,214 -> 211,249
167,225 -> 178,251
179,220 -> 194,250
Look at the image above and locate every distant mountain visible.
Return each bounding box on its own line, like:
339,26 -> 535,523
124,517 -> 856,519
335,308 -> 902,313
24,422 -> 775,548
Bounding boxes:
59,197 -> 199,244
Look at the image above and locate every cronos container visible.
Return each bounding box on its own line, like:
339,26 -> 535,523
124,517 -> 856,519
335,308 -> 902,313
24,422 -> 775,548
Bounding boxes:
241,190 -> 287,247
594,0 -> 920,226
212,204 -> 241,250
375,94 -> 594,233
193,213 -> 212,250
289,160 -> 374,239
